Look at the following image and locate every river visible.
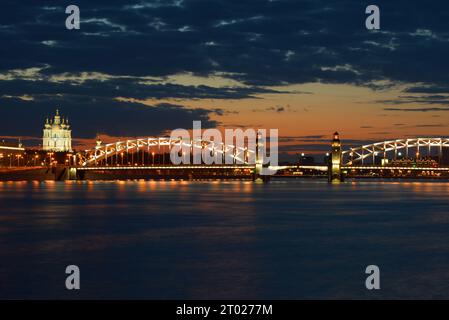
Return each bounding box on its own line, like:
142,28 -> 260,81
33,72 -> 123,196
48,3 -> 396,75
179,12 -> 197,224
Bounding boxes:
1,179 -> 448,299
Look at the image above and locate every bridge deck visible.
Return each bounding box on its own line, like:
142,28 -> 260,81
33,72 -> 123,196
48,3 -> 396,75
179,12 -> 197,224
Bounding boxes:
343,166 -> 449,171
77,165 -> 255,170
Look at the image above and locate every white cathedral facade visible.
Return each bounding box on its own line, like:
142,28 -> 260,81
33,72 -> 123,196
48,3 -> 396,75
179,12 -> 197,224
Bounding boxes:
42,109 -> 72,152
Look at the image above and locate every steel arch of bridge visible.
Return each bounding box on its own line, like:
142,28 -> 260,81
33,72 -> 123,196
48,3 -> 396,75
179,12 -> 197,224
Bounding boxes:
342,137 -> 449,165
81,137 -> 256,167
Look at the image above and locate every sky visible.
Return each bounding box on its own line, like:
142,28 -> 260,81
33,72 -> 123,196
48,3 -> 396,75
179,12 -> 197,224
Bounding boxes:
0,0 -> 448,159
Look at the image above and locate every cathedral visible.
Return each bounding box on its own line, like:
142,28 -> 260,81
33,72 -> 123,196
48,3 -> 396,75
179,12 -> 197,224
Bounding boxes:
42,109 -> 72,152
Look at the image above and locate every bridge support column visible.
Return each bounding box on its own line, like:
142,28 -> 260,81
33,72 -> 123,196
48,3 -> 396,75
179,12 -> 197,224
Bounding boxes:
253,132 -> 269,182
52,166 -> 78,181
68,167 -> 78,180
328,132 -> 343,183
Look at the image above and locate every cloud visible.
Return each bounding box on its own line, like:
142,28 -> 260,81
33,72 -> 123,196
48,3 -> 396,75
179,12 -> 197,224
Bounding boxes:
0,72 -> 289,100
414,124 -> 445,128
384,107 -> 449,112
405,85 -> 449,94
2,1 -> 449,87
266,106 -> 285,113
279,136 -> 324,143
253,104 -> 297,113
1,0 -> 449,140
378,94 -> 449,106
369,131 -> 392,135
0,95 -> 219,139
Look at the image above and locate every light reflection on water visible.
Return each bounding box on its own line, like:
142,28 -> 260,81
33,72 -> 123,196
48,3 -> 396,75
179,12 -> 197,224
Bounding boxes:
0,179 -> 449,299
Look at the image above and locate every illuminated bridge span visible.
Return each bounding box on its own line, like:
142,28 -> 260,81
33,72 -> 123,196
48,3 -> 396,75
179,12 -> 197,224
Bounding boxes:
342,138 -> 449,165
81,137 -> 256,167
75,136 -> 322,180
65,135 -> 449,181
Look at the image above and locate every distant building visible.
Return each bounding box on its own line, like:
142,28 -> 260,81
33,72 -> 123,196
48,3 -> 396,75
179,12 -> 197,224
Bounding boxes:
43,109 -> 72,152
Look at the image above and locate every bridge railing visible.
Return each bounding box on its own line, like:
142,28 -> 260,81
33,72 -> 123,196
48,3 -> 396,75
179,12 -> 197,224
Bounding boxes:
342,138 -> 449,165
80,137 -> 256,167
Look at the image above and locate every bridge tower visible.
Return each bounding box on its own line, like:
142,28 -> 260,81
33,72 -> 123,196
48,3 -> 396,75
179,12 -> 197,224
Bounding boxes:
254,132 -> 267,182
329,132 -> 343,183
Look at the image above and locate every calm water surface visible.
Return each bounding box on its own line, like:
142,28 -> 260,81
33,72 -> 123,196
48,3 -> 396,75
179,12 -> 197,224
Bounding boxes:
1,179 -> 449,299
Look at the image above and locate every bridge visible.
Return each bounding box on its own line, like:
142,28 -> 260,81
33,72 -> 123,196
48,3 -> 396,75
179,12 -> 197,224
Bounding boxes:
338,137 -> 449,181
68,135 -> 449,181
80,137 -> 255,167
71,135 -> 330,180
342,138 -> 449,165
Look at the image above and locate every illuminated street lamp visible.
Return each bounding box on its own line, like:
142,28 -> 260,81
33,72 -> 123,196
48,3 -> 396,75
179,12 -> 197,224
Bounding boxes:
16,154 -> 22,166
152,152 -> 155,165
47,152 -> 54,166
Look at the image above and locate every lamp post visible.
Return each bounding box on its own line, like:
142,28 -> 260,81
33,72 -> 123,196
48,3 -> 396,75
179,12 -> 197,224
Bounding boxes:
152,152 -> 155,165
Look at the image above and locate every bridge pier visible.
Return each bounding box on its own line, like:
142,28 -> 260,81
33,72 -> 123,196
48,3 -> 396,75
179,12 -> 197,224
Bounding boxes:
68,167 -> 78,180
53,166 -> 78,181
253,162 -> 270,182
328,132 -> 343,183
253,131 -> 270,182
